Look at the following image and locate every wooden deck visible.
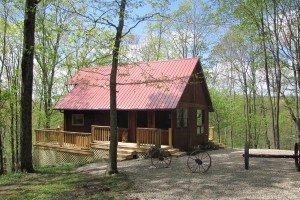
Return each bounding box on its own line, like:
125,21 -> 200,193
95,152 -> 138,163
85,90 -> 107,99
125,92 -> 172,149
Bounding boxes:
34,140 -> 186,164
34,128 -> 186,165
90,141 -> 186,161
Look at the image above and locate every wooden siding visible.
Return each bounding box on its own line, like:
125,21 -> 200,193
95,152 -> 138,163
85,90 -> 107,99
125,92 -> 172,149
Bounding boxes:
61,68 -> 211,151
171,68 -> 210,151
94,111 -> 110,126
64,110 -> 93,133
177,68 -> 208,108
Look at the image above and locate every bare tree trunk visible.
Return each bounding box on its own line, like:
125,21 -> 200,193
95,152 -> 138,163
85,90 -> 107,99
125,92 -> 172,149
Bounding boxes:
156,19 -> 163,61
296,6 -> 300,142
242,67 -> 251,145
108,0 -> 126,175
20,0 -> 40,173
0,0 -> 8,175
277,0 -> 300,143
15,92 -> 20,170
0,128 -> 3,175
36,3 -> 61,128
229,63 -> 235,148
251,68 -> 258,148
10,102 -> 16,171
259,4 -> 276,149
271,0 -> 281,149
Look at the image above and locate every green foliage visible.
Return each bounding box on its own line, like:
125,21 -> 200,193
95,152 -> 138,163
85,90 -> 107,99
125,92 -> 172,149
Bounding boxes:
32,105 -> 63,129
209,88 -> 297,149
0,163 -> 133,200
2,0 -> 300,174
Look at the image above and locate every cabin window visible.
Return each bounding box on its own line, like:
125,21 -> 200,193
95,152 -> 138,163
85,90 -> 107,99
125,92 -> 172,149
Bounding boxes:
176,108 -> 188,127
197,109 -> 204,135
72,114 -> 84,126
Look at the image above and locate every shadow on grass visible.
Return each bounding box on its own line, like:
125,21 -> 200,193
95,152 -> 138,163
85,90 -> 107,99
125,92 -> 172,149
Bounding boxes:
0,163 -> 134,200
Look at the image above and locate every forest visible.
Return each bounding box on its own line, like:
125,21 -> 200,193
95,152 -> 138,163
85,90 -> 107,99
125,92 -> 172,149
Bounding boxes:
0,0 -> 300,173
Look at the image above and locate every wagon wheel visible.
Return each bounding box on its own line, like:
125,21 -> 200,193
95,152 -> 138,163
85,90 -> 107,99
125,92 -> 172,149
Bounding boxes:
295,143 -> 300,172
150,148 -> 172,168
187,149 -> 211,173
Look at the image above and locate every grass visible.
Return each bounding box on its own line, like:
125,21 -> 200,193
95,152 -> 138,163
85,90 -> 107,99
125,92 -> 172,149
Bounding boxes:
0,163 -> 134,200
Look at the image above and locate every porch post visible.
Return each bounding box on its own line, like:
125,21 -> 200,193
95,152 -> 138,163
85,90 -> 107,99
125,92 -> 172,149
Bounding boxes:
168,128 -> 173,147
58,131 -> 64,147
91,125 -> 95,143
136,129 -> 140,148
155,129 -> 161,148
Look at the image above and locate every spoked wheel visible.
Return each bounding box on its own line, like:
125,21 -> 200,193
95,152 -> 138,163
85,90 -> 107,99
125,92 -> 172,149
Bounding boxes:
187,149 -> 211,173
150,148 -> 172,168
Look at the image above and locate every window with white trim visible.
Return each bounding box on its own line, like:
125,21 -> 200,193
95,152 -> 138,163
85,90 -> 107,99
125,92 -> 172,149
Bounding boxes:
176,108 -> 188,127
197,109 -> 204,135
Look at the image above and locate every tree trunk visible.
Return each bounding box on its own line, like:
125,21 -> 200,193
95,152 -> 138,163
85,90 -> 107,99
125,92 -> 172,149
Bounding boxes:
108,0 -> 126,175
20,0 -> 39,173
259,5 -> 276,149
10,102 -> 16,171
272,0 -> 281,149
0,0 -> 8,175
0,128 -> 3,175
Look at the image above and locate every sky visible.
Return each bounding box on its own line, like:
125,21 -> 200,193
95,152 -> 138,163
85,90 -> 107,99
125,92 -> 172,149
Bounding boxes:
129,0 -> 181,36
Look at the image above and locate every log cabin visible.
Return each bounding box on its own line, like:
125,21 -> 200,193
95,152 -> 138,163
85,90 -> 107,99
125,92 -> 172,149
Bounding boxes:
34,58 -> 214,165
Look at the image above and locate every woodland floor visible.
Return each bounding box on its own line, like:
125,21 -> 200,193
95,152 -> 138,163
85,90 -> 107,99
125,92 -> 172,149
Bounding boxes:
1,148 -> 299,199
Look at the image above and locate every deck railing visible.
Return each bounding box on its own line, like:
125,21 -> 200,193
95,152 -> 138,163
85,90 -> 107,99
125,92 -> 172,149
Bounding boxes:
35,129 -> 91,149
136,128 -> 161,148
209,126 -> 215,140
35,126 -> 165,149
91,125 -> 129,142
91,125 -> 111,142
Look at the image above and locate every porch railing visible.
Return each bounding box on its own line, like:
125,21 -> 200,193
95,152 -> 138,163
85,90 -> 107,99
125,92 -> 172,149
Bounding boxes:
35,126 -> 166,149
136,128 -> 161,148
91,125 -> 129,142
35,129 -> 91,149
209,126 -> 215,140
91,125 -> 110,142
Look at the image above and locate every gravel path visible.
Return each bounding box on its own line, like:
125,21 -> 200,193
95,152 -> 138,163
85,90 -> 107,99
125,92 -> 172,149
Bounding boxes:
77,148 -> 300,200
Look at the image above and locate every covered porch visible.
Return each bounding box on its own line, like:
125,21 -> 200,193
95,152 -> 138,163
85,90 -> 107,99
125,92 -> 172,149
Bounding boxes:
35,125 -> 173,149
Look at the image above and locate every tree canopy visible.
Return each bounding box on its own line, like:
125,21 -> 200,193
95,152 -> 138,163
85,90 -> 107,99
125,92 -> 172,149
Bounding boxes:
1,0 -> 300,174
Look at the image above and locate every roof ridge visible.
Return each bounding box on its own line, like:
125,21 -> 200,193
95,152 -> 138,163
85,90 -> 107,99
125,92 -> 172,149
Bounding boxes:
134,57 -> 199,65
80,57 -> 199,69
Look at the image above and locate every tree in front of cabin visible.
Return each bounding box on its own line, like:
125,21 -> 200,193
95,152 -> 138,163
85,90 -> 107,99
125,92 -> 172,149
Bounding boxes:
20,0 -> 41,172
105,0 -> 165,174
108,0 -> 126,174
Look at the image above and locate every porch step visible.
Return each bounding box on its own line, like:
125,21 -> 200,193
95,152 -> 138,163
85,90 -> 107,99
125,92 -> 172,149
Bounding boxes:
91,143 -> 137,161
117,148 -> 136,160
102,156 -> 132,162
207,140 -> 227,150
100,150 -> 135,162
167,148 -> 187,157
91,142 -> 187,160
171,151 -> 187,157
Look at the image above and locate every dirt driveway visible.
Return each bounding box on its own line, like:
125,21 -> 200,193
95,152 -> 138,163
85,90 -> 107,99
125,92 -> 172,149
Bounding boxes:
77,148 -> 300,200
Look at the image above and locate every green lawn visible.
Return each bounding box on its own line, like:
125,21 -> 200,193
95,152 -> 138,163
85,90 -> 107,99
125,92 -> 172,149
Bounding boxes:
0,163 -> 134,200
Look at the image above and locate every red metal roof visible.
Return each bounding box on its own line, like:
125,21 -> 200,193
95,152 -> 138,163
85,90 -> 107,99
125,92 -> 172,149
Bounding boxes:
55,58 -> 202,110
